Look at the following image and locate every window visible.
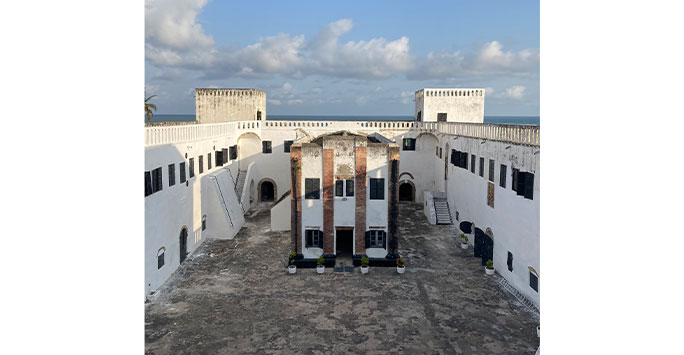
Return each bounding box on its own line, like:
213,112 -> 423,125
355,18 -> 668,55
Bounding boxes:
402,138 -> 416,151
199,155 -> 204,174
437,113 -> 447,122
516,171 -> 535,200
229,145 -> 237,160
500,164 -> 507,188
479,157 -> 484,177
284,140 -> 293,153
436,146 -> 439,157
512,168 -> 519,193
365,230 -> 386,248
335,180 -> 343,197
305,178 -> 320,199
257,111 -> 262,120
305,229 -> 323,248
369,178 -> 384,200
439,147 -> 442,158
157,248 -> 165,269
451,150 -> 468,169
416,111 -> 422,122
207,153 -> 212,170
488,159 -> 495,182
151,167 -> 163,193
471,155 -> 476,173
507,252 -> 513,272
220,148 -> 228,165
202,215 -> 207,231
168,164 -> 175,187
145,172 -> 152,197
345,179 -> 354,196
179,162 -> 186,183
189,158 -> 195,178
262,141 -> 272,154
530,271 -> 539,292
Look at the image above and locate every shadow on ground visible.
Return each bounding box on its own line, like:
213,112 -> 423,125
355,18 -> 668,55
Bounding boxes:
145,202 -> 539,354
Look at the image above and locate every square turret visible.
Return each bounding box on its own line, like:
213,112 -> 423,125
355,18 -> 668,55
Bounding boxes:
414,88 -> 485,123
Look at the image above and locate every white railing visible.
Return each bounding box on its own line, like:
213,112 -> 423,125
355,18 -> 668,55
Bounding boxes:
145,120 -> 539,147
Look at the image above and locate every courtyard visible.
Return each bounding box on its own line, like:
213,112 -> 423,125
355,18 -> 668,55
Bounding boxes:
145,203 -> 539,354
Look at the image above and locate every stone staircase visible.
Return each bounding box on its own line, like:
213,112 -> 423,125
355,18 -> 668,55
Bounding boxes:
235,169 -> 247,201
434,198 -> 453,225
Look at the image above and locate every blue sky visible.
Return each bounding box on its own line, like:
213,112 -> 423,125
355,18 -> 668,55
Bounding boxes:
145,0 -> 539,116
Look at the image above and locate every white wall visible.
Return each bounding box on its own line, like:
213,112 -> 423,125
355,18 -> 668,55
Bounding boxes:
270,192 -> 291,231
365,144 -> 389,258
196,89 -> 266,124
415,88 -> 485,123
300,144 -> 324,259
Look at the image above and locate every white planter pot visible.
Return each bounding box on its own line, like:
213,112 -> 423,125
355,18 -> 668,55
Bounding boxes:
460,242 -> 468,249
360,266 -> 369,274
317,265 -> 325,274
288,265 -> 296,274
485,267 -> 495,275
397,266 -> 405,274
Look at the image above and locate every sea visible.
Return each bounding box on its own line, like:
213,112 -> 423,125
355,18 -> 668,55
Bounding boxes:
149,114 -> 539,125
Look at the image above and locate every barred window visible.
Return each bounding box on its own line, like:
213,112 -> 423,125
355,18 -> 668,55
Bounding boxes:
488,159 -> 495,182
262,141 -> 272,154
402,138 -> 416,151
500,164 -> 507,188
199,155 -> 204,174
179,162 -> 186,183
189,158 -> 195,178
305,229 -> 323,248
284,140 -> 293,153
151,167 -> 163,193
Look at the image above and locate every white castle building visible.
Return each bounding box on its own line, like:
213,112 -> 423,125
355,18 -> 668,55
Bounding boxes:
144,87 -> 540,306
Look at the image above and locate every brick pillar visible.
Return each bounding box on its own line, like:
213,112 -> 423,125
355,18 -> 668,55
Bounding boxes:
322,148 -> 335,254
388,147 -> 400,256
290,146 -> 302,254
355,146 -> 367,254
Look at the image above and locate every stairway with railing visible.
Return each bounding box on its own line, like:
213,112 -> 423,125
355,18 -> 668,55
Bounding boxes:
434,198 -> 453,225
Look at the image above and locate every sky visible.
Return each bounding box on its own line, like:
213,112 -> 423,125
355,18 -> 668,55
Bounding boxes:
145,0 -> 539,116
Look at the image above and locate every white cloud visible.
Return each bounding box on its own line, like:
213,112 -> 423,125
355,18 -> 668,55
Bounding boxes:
268,99 -> 282,105
287,99 -> 304,105
474,41 -> 539,73
145,0 -> 214,51
505,85 -> 526,99
399,91 -> 413,104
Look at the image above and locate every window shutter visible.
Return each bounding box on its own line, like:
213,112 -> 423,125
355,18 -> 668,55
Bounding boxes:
524,173 -> 534,200
306,230 -> 312,248
318,231 -> 323,249
382,231 -> 387,249
512,168 -> 518,192
145,172 -> 152,196
156,168 -> 163,191
517,172 -> 526,196
365,231 -> 370,248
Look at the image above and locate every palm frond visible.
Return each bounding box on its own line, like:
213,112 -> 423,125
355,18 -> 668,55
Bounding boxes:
147,103 -> 157,111
145,94 -> 157,103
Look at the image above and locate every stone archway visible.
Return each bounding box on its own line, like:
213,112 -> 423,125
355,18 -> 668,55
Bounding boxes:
258,178 -> 277,202
399,181 -> 415,202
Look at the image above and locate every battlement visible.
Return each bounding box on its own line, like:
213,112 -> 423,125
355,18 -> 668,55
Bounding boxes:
195,88 -> 266,98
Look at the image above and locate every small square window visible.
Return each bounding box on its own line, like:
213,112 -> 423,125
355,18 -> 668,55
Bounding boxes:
262,141 -> 272,154
305,178 -> 320,199
402,138 -> 416,151
284,140 -> 293,153
305,230 -> 323,248
370,178 -> 384,200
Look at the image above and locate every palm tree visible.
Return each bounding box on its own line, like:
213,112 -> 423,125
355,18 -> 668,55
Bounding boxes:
145,94 -> 157,121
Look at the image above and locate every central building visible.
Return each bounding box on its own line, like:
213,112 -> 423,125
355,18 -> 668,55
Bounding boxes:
289,131 -> 400,267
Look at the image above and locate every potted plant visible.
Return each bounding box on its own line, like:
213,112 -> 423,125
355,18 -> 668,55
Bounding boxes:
460,233 -> 469,249
288,252 -> 297,274
360,256 -> 369,274
316,255 -> 325,274
396,257 -> 405,274
485,259 -> 495,275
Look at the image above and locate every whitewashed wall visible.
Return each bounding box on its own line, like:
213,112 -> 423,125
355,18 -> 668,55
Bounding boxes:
300,144 -> 324,259
415,88 -> 485,123
365,144 -> 389,258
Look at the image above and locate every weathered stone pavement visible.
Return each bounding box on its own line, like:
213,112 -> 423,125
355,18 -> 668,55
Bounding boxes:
145,203 -> 539,354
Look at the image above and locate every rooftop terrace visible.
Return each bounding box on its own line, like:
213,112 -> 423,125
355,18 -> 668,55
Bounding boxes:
145,203 -> 539,354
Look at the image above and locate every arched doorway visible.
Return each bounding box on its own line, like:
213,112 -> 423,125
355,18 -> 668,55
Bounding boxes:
399,182 -> 414,201
179,227 -> 188,263
259,179 -> 276,202
474,227 -> 493,266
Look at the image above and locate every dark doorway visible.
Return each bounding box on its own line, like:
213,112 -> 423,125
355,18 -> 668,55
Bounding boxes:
336,229 -> 354,256
260,181 -> 274,201
257,110 -> 262,120
474,227 -> 493,266
399,182 -> 414,201
179,227 -> 188,263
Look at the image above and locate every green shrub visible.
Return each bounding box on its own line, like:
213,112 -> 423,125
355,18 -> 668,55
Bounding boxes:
460,233 -> 468,243
289,252 -> 296,265
486,259 -> 494,269
396,258 -> 405,267
361,256 -> 369,267
317,255 -> 324,266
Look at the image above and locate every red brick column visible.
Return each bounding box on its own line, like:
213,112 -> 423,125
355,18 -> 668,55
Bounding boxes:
290,146 -> 302,254
388,147 -> 400,255
355,146 -> 367,254
322,148 -> 335,254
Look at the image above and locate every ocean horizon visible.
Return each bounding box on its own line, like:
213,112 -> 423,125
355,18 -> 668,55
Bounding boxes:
148,114 -> 540,125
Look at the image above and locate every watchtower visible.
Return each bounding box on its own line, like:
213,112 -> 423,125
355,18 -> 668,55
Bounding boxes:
414,88 -> 485,123
195,88 -> 266,124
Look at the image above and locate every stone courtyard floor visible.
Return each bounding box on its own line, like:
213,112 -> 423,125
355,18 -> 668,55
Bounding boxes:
145,203 -> 540,354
